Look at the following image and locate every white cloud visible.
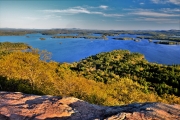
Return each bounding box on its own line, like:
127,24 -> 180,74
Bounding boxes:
103,13 -> 123,17
151,0 -> 180,5
123,8 -> 154,11
160,8 -> 180,13
140,3 -> 145,5
168,0 -> 180,4
151,0 -> 161,4
42,6 -> 123,17
124,8 -> 179,24
135,17 -> 178,23
130,10 -> 179,17
43,7 -> 90,14
99,5 -> 108,9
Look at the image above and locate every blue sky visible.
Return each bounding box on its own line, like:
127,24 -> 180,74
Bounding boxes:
0,0 -> 179,30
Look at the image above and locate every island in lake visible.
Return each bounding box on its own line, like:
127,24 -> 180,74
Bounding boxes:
1,29 -> 179,45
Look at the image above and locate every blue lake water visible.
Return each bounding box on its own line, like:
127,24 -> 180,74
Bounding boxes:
0,33 -> 180,65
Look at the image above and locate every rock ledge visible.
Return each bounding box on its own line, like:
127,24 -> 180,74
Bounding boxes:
0,91 -> 180,120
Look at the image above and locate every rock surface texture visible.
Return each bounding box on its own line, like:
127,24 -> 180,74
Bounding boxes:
0,91 -> 180,120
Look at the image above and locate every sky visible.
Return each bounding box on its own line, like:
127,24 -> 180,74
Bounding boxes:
0,0 -> 179,30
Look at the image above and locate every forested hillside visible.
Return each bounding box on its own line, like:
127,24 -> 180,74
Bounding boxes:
71,50 -> 180,96
0,42 -> 180,106
0,42 -> 30,51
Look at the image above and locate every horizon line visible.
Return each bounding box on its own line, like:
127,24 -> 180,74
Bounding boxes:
0,27 -> 179,31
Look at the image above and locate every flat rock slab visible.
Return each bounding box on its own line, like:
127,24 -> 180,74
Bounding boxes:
0,91 -> 180,120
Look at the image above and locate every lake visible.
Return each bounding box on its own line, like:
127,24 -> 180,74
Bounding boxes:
0,33 -> 180,65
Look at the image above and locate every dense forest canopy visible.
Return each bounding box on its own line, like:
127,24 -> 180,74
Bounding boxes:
0,42 -> 31,51
0,29 -> 179,37
71,50 -> 180,96
0,42 -> 180,106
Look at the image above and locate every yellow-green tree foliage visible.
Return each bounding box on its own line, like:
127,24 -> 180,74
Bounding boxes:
0,50 -> 180,106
